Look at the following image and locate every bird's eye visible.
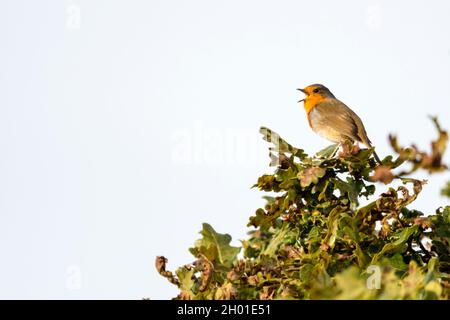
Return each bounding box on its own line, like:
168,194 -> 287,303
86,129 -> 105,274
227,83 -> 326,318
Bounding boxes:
313,88 -> 319,93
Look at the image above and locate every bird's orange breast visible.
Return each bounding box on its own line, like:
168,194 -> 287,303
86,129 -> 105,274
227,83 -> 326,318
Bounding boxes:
304,95 -> 327,128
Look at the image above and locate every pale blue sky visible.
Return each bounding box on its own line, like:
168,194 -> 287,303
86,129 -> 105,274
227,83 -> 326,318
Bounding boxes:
0,0 -> 449,299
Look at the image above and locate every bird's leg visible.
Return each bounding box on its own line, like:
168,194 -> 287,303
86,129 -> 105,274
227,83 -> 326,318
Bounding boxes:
352,142 -> 361,154
340,139 -> 355,158
330,143 -> 340,158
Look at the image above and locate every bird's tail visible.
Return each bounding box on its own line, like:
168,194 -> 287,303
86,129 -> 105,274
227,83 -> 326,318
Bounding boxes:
372,150 -> 382,164
362,139 -> 382,164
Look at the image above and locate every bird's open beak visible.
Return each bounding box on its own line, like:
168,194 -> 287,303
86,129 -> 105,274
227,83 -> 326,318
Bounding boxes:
297,88 -> 306,103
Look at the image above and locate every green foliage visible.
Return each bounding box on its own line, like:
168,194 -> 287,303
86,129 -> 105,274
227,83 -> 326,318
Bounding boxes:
156,119 -> 450,300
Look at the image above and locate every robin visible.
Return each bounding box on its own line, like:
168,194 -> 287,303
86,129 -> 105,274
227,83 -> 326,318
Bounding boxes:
297,84 -> 381,163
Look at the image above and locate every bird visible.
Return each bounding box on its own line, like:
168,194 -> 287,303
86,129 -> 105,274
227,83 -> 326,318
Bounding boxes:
297,84 -> 381,163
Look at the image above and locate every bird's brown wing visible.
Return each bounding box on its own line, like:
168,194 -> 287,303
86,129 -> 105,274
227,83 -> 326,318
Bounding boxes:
314,99 -> 372,146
